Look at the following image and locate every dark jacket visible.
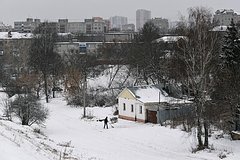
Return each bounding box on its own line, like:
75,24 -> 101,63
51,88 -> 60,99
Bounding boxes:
104,117 -> 108,124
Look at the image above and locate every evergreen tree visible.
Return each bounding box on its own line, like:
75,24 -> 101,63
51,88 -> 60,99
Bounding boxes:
127,22 -> 167,85
222,19 -> 240,67
217,19 -> 240,131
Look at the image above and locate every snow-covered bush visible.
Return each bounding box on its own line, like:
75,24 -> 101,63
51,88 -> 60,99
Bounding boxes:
10,94 -> 48,125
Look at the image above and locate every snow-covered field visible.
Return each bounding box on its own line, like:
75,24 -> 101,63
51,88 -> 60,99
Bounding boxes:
0,90 -> 240,160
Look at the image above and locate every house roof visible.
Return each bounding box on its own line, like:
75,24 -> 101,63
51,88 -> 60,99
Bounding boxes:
212,25 -> 228,32
126,84 -> 190,104
154,36 -> 186,43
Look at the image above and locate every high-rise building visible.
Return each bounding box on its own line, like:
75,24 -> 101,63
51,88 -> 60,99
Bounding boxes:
110,16 -> 128,30
213,9 -> 240,26
136,9 -> 151,31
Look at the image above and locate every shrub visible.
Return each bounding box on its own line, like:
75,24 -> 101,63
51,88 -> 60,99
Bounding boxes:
10,94 -> 48,125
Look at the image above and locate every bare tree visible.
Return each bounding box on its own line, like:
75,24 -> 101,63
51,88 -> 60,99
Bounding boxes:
29,22 -> 63,103
174,7 -> 221,149
64,52 -> 97,117
0,38 -> 32,96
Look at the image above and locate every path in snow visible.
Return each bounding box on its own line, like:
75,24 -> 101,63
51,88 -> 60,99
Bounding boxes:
42,97 -> 240,160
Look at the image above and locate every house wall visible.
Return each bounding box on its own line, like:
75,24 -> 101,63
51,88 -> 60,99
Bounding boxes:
118,96 -> 146,122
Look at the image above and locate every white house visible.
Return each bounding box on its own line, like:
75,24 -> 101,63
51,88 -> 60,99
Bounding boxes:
118,84 -> 190,123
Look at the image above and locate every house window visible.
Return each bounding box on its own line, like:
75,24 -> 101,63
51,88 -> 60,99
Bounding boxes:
123,103 -> 126,111
139,106 -> 142,114
131,104 -> 134,112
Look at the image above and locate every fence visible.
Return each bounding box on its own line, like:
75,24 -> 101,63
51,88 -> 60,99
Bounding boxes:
157,105 -> 194,124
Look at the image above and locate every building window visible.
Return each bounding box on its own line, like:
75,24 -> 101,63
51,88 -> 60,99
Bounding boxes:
131,104 -> 134,112
139,106 -> 142,114
123,103 -> 126,111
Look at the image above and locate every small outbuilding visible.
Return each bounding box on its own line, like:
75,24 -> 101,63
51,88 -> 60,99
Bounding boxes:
118,84 -> 191,124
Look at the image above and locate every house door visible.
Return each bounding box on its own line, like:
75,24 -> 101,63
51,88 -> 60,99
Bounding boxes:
147,110 -> 157,124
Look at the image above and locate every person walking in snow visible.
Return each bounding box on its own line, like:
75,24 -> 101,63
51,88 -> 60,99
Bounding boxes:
104,116 -> 108,129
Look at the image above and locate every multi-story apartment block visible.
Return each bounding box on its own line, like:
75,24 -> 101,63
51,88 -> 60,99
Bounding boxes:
92,17 -> 106,33
150,18 -> 169,33
213,9 -> 240,26
13,17 -> 111,34
47,22 -> 60,33
58,19 -> 68,33
110,16 -> 128,30
67,22 -> 86,34
136,9 -> 151,31
14,18 -> 41,33
122,24 -> 135,32
84,17 -> 106,34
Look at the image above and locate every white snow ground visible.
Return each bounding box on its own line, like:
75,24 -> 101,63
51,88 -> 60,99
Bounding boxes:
1,91 -> 240,160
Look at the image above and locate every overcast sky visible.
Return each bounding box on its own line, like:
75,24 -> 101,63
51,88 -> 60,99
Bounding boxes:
1,0 -> 240,25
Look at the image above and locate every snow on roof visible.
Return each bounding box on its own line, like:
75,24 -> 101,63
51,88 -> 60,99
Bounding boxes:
57,32 -> 72,36
127,85 -> 190,104
212,25 -> 228,32
155,36 -> 186,43
0,32 -> 32,39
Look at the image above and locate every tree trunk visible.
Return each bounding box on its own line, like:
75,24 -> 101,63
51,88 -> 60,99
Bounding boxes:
197,117 -> 203,149
52,78 -> 56,98
83,73 -> 86,118
22,115 -> 28,125
53,91 -> 55,98
204,120 -> 209,148
43,73 -> 49,103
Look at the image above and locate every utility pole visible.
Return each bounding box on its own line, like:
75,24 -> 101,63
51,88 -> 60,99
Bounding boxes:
83,72 -> 86,118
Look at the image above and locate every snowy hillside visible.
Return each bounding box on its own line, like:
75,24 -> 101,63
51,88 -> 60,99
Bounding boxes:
0,92 -> 78,160
1,89 -> 240,160
88,65 -> 134,89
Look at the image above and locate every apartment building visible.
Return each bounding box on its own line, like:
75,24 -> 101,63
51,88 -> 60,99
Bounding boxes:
110,16 -> 128,30
58,19 -> 68,33
85,17 -> 106,34
213,9 -> 240,26
67,22 -> 86,33
136,9 -> 151,31
14,18 -> 41,33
